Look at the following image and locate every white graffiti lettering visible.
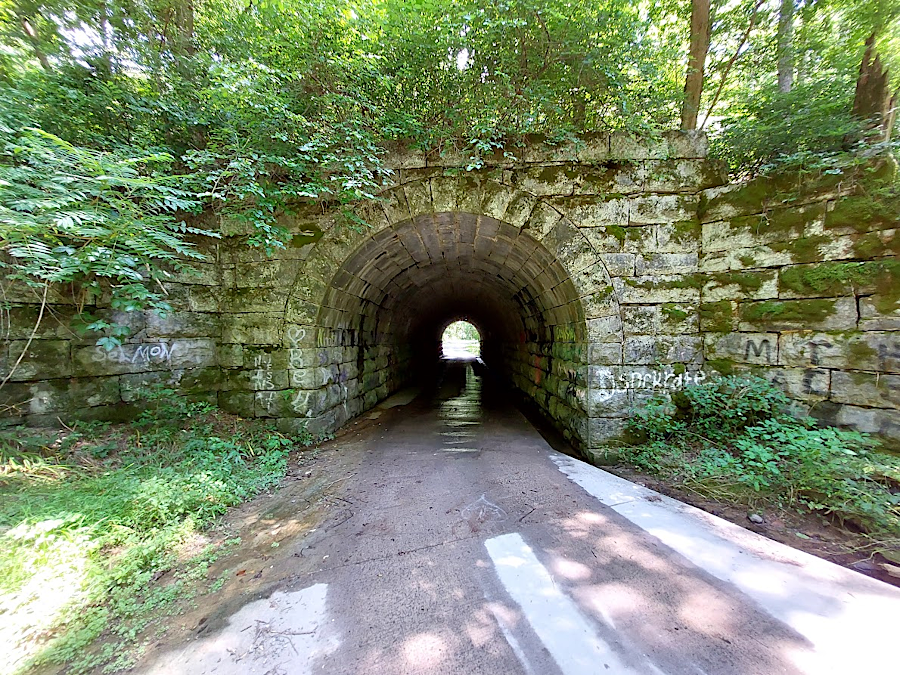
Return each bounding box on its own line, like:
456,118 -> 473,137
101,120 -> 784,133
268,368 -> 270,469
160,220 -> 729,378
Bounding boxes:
92,342 -> 175,365
594,368 -> 707,403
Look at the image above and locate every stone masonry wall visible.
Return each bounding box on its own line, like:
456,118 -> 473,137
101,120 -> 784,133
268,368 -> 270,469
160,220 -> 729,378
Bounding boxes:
2,132 -> 898,455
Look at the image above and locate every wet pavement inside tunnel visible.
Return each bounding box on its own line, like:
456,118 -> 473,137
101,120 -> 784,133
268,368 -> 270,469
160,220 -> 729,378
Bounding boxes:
140,359 -> 900,675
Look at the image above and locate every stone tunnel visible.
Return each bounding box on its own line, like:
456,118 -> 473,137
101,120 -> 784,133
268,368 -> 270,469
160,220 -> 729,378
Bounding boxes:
3,131 -> 900,456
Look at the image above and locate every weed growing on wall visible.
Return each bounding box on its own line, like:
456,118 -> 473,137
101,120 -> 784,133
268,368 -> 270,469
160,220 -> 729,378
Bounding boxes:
626,376 -> 900,538
0,388 -> 318,674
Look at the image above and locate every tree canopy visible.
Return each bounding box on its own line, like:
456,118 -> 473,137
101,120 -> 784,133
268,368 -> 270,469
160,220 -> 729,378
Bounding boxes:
0,0 -> 898,332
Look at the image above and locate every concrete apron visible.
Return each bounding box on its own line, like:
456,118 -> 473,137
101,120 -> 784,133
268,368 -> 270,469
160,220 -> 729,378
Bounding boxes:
140,361 -> 900,675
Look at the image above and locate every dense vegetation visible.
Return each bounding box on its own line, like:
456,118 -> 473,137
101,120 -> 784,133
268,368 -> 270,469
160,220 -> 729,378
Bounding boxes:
626,376 -> 900,541
0,388 -> 314,674
0,0 -> 898,330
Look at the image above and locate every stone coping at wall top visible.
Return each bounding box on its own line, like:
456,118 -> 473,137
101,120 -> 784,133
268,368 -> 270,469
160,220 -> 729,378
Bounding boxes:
380,130 -> 709,170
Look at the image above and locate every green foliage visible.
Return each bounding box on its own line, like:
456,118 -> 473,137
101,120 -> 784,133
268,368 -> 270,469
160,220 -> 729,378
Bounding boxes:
625,375 -> 900,535
0,127 -> 211,343
0,389 -> 317,674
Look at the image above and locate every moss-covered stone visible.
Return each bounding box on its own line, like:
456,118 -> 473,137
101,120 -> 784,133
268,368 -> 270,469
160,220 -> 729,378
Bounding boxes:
853,229 -> 900,258
705,358 -> 735,375
824,193 -> 900,233
606,224 -> 627,244
671,218 -> 701,244
740,299 -> 837,324
769,235 -> 829,263
708,271 -> 767,292
661,303 -> 690,322
779,260 -> 900,310
699,301 -> 733,332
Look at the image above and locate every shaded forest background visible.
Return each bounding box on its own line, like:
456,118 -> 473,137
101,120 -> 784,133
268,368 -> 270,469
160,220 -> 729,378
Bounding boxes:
0,0 -> 898,332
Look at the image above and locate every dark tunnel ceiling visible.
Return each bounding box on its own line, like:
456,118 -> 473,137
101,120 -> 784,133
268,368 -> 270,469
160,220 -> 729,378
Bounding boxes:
319,213 -> 585,345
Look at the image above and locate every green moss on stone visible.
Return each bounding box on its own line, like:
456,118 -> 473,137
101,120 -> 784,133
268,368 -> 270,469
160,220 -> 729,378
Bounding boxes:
779,260 -> 900,311
671,219 -> 701,243
769,235 -> 829,263
672,363 -> 687,375
709,271 -> 767,292
740,299 -> 837,324
853,230 -> 900,258
699,301 -> 733,332
738,254 -> 758,267
705,358 -> 735,375
661,303 -> 690,322
849,340 -> 878,363
606,224 -> 627,244
824,194 -> 900,233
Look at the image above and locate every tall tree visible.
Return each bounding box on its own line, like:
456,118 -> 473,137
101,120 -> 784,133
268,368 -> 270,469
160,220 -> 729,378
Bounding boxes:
776,0 -> 795,92
681,0 -> 711,130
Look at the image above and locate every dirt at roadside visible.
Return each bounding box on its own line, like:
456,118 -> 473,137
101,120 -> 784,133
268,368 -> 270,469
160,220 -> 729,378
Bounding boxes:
122,410 -> 398,674
606,464 -> 900,590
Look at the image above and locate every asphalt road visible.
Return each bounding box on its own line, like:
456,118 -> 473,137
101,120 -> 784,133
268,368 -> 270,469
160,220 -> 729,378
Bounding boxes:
142,359 -> 900,675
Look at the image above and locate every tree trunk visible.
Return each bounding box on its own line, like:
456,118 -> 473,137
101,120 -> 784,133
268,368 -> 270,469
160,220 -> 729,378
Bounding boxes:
853,34 -> 898,142
174,0 -> 195,55
681,0 -> 711,130
777,0 -> 794,93
19,16 -> 51,71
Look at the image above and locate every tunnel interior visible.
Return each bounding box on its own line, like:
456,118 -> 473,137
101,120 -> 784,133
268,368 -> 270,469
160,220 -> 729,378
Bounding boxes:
315,212 -> 589,445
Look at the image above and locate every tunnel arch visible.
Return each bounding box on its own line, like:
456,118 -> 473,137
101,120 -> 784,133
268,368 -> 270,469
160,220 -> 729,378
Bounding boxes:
283,176 -> 625,448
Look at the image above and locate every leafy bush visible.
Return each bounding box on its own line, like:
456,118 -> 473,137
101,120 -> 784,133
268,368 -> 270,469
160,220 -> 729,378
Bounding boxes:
0,391 -> 317,674
0,128 -> 212,344
625,375 -> 900,535
678,375 -> 792,437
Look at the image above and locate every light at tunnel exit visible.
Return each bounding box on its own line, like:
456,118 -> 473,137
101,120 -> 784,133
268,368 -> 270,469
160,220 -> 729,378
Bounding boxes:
442,321 -> 481,359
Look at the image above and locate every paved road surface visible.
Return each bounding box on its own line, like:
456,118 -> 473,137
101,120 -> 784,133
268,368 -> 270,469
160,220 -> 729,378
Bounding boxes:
142,359 -> 900,675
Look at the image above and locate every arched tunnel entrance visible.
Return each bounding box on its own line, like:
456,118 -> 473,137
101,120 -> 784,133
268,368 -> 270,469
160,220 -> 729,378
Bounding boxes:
316,212 -> 590,447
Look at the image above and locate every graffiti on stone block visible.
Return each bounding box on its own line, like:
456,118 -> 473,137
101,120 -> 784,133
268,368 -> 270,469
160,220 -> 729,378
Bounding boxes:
594,368 -> 707,403
290,389 -> 316,417
878,342 -> 900,370
808,340 -> 833,366
92,342 -> 176,365
286,326 -> 307,348
250,353 -> 275,390
257,390 -> 276,411
744,338 -> 774,363
801,370 -> 828,397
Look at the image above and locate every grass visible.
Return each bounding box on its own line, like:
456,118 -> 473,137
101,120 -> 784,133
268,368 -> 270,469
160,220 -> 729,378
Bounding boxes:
0,388 -> 316,675
623,376 -> 900,546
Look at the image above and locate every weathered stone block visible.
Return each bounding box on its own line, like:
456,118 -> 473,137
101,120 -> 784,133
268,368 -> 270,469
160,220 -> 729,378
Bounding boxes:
221,314 -> 283,345
574,133 -> 611,162
598,253 -> 635,277
859,296 -> 900,331
831,371 -> 900,408
629,195 -> 698,224
779,331 -> 900,372
655,221 -> 701,253
5,340 -> 71,381
26,376 -> 122,414
586,417 -> 629,445
614,275 -> 701,304
643,159 -> 725,193
586,315 -> 623,343
218,390 -> 255,417
833,404 -> 900,439
737,297 -> 856,332
768,367 -> 831,401
512,166 -> 578,196
624,336 -> 703,364
704,332 -> 779,365
634,253 -> 699,275
702,269 -> 778,302
588,342 -> 623,365
558,196 -> 630,229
